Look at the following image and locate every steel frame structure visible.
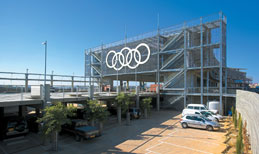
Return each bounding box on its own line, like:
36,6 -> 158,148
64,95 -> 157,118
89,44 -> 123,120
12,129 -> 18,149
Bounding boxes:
85,12 -> 250,114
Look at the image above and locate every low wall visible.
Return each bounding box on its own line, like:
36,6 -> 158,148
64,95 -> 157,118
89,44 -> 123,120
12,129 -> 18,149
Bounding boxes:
236,90 -> 259,154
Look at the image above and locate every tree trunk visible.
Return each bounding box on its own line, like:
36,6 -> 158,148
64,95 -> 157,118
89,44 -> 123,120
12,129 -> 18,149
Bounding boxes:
99,121 -> 103,133
117,106 -> 121,124
126,112 -> 130,125
91,119 -> 95,126
144,108 -> 148,119
53,131 -> 58,151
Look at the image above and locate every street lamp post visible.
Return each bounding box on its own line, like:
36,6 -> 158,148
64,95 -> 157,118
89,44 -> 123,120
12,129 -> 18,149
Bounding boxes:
42,41 -> 47,111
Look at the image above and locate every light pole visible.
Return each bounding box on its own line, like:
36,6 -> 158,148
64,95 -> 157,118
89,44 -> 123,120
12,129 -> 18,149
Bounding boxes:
42,41 -> 47,110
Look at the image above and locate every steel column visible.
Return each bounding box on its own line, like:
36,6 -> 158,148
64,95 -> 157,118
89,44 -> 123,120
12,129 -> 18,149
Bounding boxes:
200,17 -> 204,104
219,12 -> 223,115
156,15 -> 160,111
184,22 -> 187,108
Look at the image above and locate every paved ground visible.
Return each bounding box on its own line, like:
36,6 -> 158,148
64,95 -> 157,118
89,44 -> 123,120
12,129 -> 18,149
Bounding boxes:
0,110 -> 227,154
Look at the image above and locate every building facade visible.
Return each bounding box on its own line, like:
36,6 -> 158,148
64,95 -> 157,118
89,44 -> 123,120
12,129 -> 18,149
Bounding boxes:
85,12 -> 249,114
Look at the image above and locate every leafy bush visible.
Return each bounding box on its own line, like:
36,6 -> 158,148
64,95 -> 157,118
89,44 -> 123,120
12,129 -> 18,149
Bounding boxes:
84,100 -> 109,122
140,97 -> 152,112
37,102 -> 76,151
37,102 -> 76,136
115,93 -> 134,114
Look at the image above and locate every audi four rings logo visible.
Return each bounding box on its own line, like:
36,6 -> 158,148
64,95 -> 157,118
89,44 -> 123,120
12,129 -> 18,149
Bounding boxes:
105,43 -> 150,71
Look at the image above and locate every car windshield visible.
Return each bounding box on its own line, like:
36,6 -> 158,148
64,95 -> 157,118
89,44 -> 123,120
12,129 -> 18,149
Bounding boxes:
208,111 -> 216,115
201,111 -> 212,116
200,107 -> 208,110
201,116 -> 211,121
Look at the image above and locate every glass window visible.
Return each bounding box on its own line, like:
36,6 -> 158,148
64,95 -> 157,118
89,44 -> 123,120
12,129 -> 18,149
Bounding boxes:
195,112 -> 200,115
194,107 -> 199,110
187,106 -> 193,109
200,107 -> 206,110
196,117 -> 203,121
192,116 -> 198,121
202,117 -> 211,121
186,116 -> 191,120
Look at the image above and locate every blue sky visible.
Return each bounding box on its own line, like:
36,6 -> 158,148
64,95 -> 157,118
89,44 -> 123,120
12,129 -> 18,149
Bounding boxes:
0,0 -> 259,82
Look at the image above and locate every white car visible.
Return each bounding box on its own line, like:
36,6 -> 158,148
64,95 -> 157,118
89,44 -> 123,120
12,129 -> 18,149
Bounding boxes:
207,111 -> 223,121
186,104 -> 218,114
182,109 -> 218,122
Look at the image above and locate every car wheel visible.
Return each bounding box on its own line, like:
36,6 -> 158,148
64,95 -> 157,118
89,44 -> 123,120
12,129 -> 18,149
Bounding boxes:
181,122 -> 188,128
206,125 -> 213,131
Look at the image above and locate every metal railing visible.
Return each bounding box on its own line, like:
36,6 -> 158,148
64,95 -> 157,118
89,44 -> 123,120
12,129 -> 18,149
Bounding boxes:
0,71 -> 97,94
88,12 -> 226,53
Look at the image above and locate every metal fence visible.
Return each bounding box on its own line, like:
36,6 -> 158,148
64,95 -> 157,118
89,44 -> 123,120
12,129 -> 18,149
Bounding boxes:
0,71 -> 98,94
236,90 -> 259,154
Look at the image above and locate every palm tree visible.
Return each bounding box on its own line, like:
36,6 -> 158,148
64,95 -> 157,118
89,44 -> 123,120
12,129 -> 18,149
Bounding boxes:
140,97 -> 152,118
84,100 -> 109,132
115,92 -> 133,125
37,102 -> 76,151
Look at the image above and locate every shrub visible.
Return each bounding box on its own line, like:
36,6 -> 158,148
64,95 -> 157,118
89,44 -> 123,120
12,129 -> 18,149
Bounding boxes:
140,97 -> 152,112
84,100 -> 109,122
115,92 -> 133,114
236,113 -> 243,154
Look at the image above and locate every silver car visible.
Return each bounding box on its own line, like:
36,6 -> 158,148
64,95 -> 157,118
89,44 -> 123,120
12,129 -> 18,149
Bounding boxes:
180,114 -> 220,131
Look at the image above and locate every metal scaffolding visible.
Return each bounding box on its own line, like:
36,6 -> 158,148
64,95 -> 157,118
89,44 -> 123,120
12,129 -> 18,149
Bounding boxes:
85,12 -> 250,114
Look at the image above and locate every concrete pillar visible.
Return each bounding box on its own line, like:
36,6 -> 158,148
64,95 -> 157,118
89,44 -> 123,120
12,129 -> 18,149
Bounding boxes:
89,85 -> 94,100
41,84 -> 50,109
36,107 -> 40,117
136,86 -> 140,109
120,80 -> 123,91
109,80 -> 113,91
71,76 -> 74,92
50,75 -> 54,87
25,73 -> 29,92
126,81 -> 129,91
19,106 -> 26,117
116,86 -> 121,93
139,81 -> 142,91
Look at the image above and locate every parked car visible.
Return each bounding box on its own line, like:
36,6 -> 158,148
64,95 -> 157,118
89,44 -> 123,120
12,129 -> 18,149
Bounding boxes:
182,109 -> 218,122
3,116 -> 29,138
180,114 -> 220,131
207,111 -> 223,121
61,119 -> 101,142
186,104 -> 217,114
129,108 -> 141,119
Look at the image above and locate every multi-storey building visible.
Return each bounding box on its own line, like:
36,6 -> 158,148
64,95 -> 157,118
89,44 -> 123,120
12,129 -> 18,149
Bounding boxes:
85,12 -> 250,114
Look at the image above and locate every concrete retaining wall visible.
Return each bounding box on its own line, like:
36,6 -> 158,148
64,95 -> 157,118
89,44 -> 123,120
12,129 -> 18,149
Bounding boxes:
236,90 -> 259,154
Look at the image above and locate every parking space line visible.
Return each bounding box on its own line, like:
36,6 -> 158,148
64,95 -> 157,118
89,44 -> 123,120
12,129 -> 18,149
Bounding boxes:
145,142 -> 163,154
162,141 -> 213,154
165,129 -> 220,146
145,124 -> 219,154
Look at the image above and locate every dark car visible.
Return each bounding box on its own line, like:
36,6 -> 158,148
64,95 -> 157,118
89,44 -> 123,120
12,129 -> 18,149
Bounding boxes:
3,116 -> 29,139
61,119 -> 101,142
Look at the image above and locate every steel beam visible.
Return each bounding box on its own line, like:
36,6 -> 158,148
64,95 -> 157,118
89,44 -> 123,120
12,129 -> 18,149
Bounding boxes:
219,12 -> 223,115
200,17 -> 204,105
